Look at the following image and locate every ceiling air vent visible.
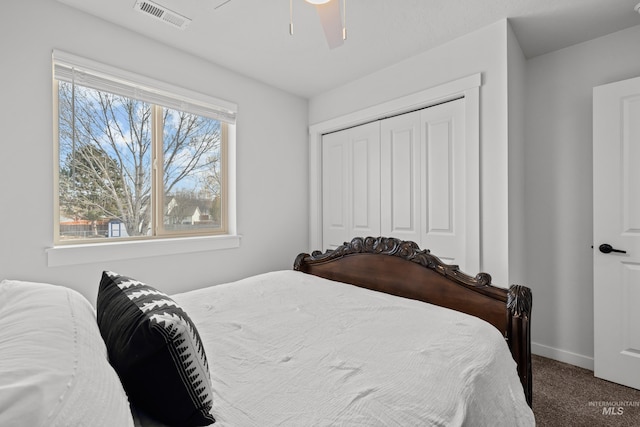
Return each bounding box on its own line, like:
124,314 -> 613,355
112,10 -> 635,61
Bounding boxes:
133,0 -> 192,30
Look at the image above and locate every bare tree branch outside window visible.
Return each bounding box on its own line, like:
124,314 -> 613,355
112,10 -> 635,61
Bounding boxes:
57,81 -> 223,240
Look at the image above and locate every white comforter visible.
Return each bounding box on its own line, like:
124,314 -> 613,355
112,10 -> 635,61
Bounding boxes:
173,270 -> 535,427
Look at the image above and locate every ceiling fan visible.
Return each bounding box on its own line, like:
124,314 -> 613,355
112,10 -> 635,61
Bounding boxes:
134,0 -> 346,49
291,0 -> 347,49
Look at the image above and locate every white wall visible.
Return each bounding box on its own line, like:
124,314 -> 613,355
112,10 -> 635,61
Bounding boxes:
0,0 -> 309,303
507,23 -> 527,286
524,24 -> 640,368
309,20 -> 513,286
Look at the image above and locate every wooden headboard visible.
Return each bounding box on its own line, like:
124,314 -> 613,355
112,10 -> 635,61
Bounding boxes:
294,236 -> 532,407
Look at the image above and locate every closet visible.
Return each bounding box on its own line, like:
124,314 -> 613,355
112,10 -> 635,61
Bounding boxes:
321,97 -> 469,268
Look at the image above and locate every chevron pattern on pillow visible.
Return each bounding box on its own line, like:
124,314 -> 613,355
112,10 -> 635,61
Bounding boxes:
97,271 -> 215,426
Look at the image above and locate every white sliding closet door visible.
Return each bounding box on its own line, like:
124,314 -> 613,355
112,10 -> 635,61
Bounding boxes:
322,122 -> 381,250
379,99 -> 466,265
380,111 -> 422,243
420,98 -> 466,266
321,98 -> 471,271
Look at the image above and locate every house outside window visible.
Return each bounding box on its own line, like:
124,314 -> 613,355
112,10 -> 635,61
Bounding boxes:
52,51 -> 237,245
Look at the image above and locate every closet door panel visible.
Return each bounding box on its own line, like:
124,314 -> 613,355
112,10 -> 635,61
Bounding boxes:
322,122 -> 381,251
420,99 -> 466,266
322,131 -> 349,250
381,111 -> 421,243
425,120 -> 453,232
349,123 -> 381,238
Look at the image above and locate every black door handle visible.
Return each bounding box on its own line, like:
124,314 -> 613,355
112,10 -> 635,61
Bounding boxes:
599,244 -> 627,254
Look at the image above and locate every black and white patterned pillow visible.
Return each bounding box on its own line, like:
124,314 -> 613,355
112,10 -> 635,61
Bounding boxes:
97,271 -> 215,426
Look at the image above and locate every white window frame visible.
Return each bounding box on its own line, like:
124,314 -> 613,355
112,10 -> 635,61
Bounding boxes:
47,50 -> 239,267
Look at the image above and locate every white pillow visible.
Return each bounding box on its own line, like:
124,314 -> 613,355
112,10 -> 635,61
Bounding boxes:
0,279 -> 134,427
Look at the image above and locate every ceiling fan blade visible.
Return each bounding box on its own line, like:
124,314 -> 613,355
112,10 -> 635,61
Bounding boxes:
314,0 -> 344,49
211,0 -> 232,9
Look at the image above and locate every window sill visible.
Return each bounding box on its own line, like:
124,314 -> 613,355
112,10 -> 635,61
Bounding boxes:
46,234 -> 241,267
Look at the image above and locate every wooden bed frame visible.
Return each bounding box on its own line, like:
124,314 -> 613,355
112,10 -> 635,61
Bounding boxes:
294,236 -> 532,407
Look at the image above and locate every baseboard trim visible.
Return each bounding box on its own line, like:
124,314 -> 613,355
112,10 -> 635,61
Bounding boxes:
532,341 -> 594,371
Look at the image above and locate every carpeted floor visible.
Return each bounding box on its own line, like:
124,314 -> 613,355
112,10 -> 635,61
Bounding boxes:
532,354 -> 640,426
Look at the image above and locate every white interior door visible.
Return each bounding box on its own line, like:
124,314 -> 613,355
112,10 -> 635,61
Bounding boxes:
420,99 -> 466,266
380,99 -> 467,266
322,130 -> 349,250
349,122 -> 381,240
593,75 -> 640,390
322,122 -> 380,250
380,110 -> 422,243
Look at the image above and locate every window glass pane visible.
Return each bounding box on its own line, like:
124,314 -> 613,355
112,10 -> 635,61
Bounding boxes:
162,108 -> 223,233
58,81 -> 152,240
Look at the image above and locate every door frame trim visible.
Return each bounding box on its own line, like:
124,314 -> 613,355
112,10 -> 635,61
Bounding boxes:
308,73 -> 481,272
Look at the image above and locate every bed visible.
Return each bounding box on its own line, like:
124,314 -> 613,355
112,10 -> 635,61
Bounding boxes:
0,236 -> 534,426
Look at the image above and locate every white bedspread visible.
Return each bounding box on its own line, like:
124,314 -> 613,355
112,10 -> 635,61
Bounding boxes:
173,270 -> 535,427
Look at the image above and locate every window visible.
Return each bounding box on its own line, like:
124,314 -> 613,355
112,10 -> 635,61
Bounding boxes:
52,51 -> 236,245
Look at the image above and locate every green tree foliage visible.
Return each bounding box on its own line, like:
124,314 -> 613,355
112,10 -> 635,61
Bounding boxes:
59,144 -> 126,224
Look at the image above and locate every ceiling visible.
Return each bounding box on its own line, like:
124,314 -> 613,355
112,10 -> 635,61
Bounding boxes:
57,0 -> 640,98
